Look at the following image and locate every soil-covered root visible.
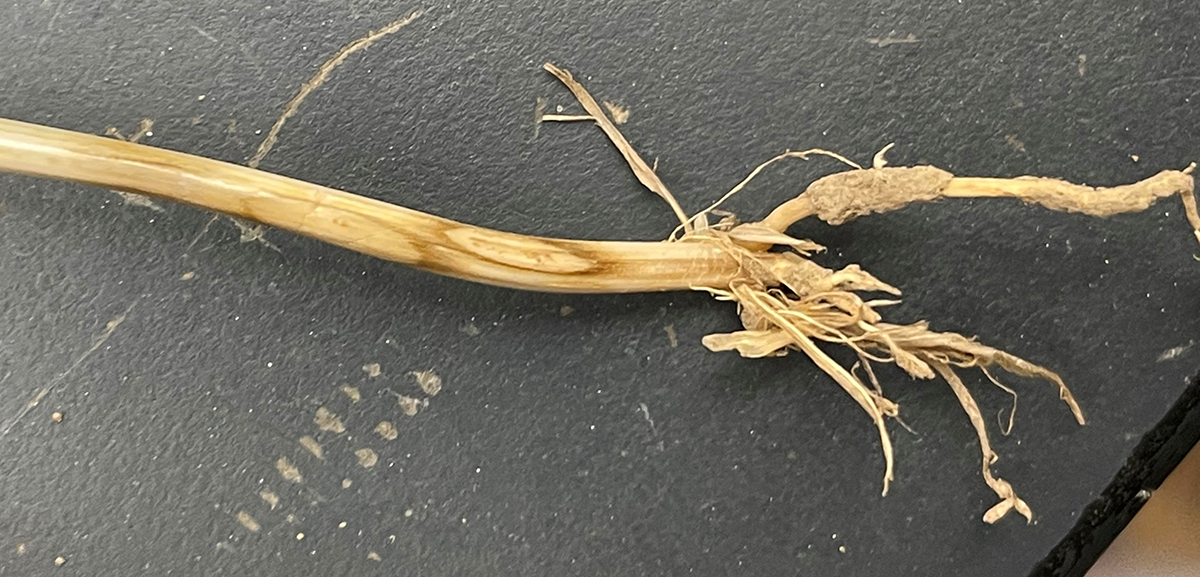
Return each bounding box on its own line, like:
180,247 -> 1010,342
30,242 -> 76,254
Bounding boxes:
761,160 -> 1200,246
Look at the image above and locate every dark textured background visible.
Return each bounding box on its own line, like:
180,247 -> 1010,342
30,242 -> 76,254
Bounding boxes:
1,1 -> 1198,575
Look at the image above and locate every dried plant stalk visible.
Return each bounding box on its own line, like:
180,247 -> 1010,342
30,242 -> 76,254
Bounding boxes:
2,56 -> 1197,524
0,118 -> 740,293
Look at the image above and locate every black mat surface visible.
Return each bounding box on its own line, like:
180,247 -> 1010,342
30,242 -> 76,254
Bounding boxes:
1,2 -> 1198,575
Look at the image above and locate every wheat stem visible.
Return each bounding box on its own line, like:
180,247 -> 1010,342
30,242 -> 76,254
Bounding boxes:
0,117 -> 739,293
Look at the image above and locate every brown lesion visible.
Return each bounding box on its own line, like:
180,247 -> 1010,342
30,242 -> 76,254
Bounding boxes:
441,226 -> 600,275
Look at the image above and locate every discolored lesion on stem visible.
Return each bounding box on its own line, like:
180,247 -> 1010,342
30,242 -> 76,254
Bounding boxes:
1,54 -> 1196,524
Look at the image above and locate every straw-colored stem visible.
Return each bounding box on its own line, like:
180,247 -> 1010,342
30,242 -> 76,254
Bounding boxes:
0,118 -> 739,293
760,194 -> 817,232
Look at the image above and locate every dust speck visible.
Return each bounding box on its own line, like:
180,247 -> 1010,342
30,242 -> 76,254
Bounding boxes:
1131,154 -> 1140,163
51,411 -> 63,423
16,543 -> 25,555
314,407 -> 345,433
664,324 -> 678,348
259,490 -> 280,509
534,97 -> 547,122
602,101 -> 630,124
295,532 -> 305,541
367,551 -> 382,562
236,511 -> 261,533
338,521 -> 347,528
559,305 -> 574,316
1004,134 -> 1027,153
396,395 -> 419,416
342,478 -> 352,489
299,435 -> 323,459
410,370 -> 442,395
362,363 -> 382,378
114,191 -> 163,211
54,556 -> 66,567
354,448 -> 379,468
375,420 -> 398,440
461,322 -> 481,336
1077,54 -> 1087,76
340,385 -> 361,403
404,509 -> 414,517
839,545 -> 847,554
276,457 -> 303,483
180,271 -> 196,281
338,383 -> 360,403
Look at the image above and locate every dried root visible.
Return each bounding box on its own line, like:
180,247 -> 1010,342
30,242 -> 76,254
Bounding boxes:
692,232 -> 1082,519
542,62 -> 1198,523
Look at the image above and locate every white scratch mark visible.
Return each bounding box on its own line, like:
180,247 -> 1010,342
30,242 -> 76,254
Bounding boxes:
639,403 -> 664,451
190,25 -> 219,43
2,300 -> 137,437
866,33 -> 920,47
1158,340 -> 1195,362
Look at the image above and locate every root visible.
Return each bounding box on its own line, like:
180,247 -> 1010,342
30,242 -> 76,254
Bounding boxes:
672,148 -> 862,240
760,149 -> 1199,246
538,65 -> 1118,521
981,367 -> 1019,436
933,362 -> 1033,523
730,281 -> 895,496
695,239 -> 1083,514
